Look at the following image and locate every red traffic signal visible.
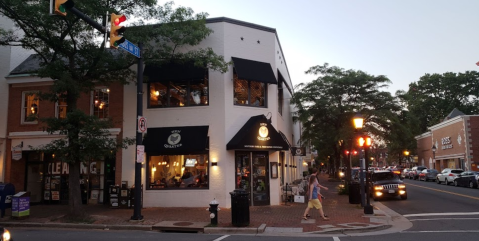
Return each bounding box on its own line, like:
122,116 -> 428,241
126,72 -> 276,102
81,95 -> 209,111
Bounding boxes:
110,13 -> 127,49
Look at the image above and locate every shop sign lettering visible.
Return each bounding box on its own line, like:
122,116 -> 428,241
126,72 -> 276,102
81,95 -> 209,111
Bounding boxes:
257,123 -> 270,141
165,130 -> 182,148
47,162 -> 98,175
441,136 -> 453,150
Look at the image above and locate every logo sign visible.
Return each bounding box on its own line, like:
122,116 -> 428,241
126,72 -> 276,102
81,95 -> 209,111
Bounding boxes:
292,147 -> 306,156
118,39 -> 140,58
12,145 -> 22,161
257,123 -> 270,141
138,116 -> 147,133
136,145 -> 144,163
165,130 -> 182,148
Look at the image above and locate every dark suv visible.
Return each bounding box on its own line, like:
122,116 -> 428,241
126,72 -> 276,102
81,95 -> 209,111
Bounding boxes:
369,170 -> 407,201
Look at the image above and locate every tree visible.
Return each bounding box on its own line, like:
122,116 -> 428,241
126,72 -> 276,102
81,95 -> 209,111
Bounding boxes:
291,63 -> 401,176
0,0 -> 228,217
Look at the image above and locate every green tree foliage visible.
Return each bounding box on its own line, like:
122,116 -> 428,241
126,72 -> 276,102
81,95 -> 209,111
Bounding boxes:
291,63 -> 401,173
0,0 -> 228,216
397,71 -> 479,134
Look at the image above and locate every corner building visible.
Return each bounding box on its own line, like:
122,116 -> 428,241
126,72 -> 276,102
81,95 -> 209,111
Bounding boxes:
4,17 -> 303,208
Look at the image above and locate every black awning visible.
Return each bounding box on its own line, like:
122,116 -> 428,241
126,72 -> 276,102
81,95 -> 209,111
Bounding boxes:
143,126 -> 209,155
227,115 -> 289,151
279,131 -> 292,151
143,62 -> 207,83
232,57 -> 277,84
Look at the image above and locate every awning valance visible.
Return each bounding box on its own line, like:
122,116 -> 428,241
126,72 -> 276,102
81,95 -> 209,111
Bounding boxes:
143,126 -> 209,155
143,62 -> 207,83
227,115 -> 289,151
232,57 -> 277,84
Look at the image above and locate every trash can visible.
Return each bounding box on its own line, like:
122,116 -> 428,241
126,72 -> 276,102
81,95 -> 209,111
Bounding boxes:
0,183 -> 14,218
348,182 -> 361,204
230,189 -> 249,227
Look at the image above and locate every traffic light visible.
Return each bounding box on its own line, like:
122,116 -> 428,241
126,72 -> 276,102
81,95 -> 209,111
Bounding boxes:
110,13 -> 127,49
54,0 -> 71,17
345,150 -> 350,155
358,136 -> 372,147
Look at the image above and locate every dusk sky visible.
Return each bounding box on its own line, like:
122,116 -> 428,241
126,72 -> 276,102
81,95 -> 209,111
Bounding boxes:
171,0 -> 479,95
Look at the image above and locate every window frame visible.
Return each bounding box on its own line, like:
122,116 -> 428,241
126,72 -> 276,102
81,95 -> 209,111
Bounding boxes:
91,88 -> 110,119
21,91 -> 39,124
148,78 -> 209,108
55,96 -> 68,120
233,71 -> 267,108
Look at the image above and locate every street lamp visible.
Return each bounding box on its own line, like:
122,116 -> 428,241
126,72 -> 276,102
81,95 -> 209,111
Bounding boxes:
359,135 -> 374,214
403,150 -> 410,167
432,145 -> 436,169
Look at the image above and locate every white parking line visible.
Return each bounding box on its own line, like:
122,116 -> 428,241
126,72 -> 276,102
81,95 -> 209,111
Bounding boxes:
404,212 -> 479,217
333,237 -> 340,241
410,218 -> 479,221
213,235 -> 230,241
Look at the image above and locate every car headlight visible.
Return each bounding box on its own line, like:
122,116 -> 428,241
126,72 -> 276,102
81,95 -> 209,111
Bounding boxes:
3,228 -> 11,241
339,172 -> 345,177
374,185 -> 383,190
398,184 -> 406,189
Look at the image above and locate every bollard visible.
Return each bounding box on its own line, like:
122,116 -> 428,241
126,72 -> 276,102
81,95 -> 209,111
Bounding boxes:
208,198 -> 220,225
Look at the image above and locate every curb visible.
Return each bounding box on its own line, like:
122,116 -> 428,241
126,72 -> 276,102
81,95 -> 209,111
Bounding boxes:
0,222 -> 153,231
204,223 -> 266,234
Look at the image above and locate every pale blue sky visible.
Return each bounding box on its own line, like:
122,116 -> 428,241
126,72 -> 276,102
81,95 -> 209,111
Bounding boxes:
171,0 -> 479,95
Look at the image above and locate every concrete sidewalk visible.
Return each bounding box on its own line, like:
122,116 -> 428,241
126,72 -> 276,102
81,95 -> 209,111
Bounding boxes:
0,174 -> 410,235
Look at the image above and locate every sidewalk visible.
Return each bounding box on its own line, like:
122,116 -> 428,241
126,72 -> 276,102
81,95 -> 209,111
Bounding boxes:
0,174 -> 402,235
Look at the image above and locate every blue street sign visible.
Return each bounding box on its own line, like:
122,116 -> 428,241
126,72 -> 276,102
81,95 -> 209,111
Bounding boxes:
119,39 -> 140,58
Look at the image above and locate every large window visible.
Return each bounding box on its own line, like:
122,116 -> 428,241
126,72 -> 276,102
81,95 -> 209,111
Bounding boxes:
147,154 -> 209,189
22,91 -> 39,123
233,73 -> 266,107
149,77 -> 209,108
92,88 -> 109,118
56,96 -> 67,119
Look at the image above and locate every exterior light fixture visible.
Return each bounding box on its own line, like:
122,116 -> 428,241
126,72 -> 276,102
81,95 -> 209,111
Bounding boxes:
212,162 -> 218,166
353,112 -> 364,130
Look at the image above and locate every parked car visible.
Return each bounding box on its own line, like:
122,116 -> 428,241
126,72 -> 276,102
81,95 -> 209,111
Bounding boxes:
436,168 -> 464,185
453,171 -> 479,188
409,166 -> 427,180
369,170 -> 407,201
418,169 -> 439,181
401,168 -> 411,179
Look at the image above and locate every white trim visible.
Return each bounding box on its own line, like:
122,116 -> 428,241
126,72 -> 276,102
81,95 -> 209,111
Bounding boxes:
435,153 -> 465,160
9,128 -> 121,139
415,131 -> 431,140
429,116 -> 466,131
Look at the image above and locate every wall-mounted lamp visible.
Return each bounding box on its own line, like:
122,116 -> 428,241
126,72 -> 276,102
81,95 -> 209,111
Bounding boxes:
212,162 -> 218,166
285,164 -> 288,167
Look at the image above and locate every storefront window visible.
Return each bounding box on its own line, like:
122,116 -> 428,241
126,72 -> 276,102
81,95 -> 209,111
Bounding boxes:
233,73 -> 266,107
149,77 -> 209,108
147,154 -> 209,189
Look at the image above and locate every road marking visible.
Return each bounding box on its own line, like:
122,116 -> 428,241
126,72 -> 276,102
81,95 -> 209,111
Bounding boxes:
333,237 -> 340,241
213,235 -> 230,241
403,230 -> 479,233
404,212 -> 479,217
410,218 -> 479,221
406,183 -> 479,201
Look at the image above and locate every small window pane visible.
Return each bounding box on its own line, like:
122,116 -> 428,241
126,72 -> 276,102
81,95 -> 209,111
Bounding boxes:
234,76 -> 249,105
250,81 -> 265,107
24,92 -> 39,122
57,97 -> 67,119
149,83 -> 168,107
93,88 -> 109,118
190,79 -> 208,105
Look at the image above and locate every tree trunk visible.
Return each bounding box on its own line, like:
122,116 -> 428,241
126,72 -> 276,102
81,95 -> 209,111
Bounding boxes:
68,161 -> 84,216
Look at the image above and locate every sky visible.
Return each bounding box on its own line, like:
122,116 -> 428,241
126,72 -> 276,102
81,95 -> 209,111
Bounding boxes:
169,0 -> 479,95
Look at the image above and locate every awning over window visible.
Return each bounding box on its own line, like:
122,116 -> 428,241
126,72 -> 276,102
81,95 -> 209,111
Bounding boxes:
143,62 -> 207,83
143,126 -> 209,155
232,57 -> 277,84
279,131 -> 292,151
227,115 -> 289,151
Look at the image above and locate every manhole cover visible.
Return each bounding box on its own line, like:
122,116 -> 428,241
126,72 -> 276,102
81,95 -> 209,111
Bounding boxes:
173,222 -> 194,226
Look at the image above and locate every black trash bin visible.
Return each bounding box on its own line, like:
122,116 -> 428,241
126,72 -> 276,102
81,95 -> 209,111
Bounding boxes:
348,182 -> 361,204
230,189 -> 249,227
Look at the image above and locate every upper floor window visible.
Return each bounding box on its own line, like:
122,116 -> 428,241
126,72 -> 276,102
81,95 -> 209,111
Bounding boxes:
233,72 -> 266,107
92,88 -> 109,119
22,91 -> 39,123
56,96 -> 67,119
149,77 -> 209,108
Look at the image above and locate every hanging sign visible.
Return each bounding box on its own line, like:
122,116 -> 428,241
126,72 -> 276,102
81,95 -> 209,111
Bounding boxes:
12,145 -> 22,161
292,147 -> 306,156
136,145 -> 145,163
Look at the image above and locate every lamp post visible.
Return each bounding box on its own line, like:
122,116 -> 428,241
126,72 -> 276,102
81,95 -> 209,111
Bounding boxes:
352,113 -> 366,208
432,145 -> 436,169
403,150 -> 410,168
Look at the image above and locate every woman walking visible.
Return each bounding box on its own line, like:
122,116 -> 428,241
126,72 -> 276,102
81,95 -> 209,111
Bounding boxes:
302,174 -> 329,220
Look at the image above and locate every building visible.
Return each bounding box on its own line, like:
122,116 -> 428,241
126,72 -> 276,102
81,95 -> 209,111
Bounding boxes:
3,17 -> 304,208
415,109 -> 479,172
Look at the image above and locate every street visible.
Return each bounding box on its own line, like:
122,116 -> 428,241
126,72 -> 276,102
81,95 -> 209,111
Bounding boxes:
8,178 -> 479,240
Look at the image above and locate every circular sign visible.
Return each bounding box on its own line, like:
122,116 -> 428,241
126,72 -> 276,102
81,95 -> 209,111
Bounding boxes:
138,116 -> 147,133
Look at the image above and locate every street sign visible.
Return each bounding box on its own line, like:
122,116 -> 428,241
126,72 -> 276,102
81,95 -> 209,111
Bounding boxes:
136,145 -> 144,163
138,116 -> 147,133
119,39 -> 140,58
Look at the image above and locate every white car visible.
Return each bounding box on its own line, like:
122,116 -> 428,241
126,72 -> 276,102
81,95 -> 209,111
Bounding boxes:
436,168 -> 464,185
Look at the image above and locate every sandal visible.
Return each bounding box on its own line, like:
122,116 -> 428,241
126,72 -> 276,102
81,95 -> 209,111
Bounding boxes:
322,217 -> 330,221
306,214 -> 311,217
302,216 -> 308,220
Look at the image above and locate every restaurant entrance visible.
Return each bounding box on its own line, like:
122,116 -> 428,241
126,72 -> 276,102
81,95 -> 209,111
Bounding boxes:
235,151 -> 270,206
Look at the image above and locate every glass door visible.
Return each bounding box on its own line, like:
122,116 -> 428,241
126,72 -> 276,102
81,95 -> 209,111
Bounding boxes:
252,152 -> 269,206
235,152 -> 251,204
